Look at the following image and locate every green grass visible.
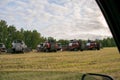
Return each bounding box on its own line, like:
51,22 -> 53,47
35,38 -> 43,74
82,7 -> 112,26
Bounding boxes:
0,71 -> 82,80
0,47 -> 120,80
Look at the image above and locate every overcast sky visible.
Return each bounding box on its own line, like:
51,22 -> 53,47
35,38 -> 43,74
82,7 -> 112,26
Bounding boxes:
0,0 -> 112,40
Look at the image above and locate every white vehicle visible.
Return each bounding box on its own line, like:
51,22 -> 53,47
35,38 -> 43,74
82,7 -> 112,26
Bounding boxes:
12,40 -> 27,53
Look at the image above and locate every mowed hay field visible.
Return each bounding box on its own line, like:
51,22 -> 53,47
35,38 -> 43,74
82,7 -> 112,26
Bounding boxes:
0,47 -> 120,80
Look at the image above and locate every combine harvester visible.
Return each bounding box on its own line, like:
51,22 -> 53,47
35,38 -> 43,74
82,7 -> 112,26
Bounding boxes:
85,40 -> 101,50
0,43 -> 6,53
36,39 -> 59,52
7,39 -> 32,53
67,39 -> 84,51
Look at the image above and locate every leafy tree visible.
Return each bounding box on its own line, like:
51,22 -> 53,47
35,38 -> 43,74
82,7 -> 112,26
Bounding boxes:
0,20 -> 8,43
57,39 -> 69,45
0,19 -> 117,49
31,30 -> 41,48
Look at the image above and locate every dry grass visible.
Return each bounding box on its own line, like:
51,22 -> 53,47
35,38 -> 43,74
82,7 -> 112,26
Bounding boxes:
0,47 -> 120,80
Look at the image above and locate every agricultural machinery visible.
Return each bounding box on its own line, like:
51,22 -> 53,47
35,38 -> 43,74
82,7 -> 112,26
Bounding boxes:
36,43 -> 44,52
0,43 -> 6,52
68,40 -> 84,51
85,40 -> 100,50
56,43 -> 62,51
7,39 -> 32,53
37,40 -> 58,52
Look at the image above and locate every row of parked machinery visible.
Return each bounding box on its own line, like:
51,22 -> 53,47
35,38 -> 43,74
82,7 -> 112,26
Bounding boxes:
0,39 -> 101,53
36,39 -> 101,52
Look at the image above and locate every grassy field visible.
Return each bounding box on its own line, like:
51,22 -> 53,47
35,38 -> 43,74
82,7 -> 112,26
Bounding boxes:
0,47 -> 120,80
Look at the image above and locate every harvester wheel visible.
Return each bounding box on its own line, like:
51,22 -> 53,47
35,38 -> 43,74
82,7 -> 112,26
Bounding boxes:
12,49 -> 16,53
54,50 -> 57,52
80,49 -> 83,51
45,49 -> 49,52
21,49 -> 24,53
0,49 -> 1,54
97,47 -> 100,50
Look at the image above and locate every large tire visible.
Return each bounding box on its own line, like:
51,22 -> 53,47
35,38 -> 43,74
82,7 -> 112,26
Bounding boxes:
80,49 -> 83,51
45,49 -> 49,52
21,49 -> 24,53
12,49 -> 16,53
0,49 -> 1,54
74,48 -> 78,51
7,49 -> 14,53
54,50 -> 57,52
97,47 -> 100,50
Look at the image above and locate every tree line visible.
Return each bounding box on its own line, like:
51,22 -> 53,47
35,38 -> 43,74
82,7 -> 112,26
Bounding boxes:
0,20 -> 116,49
0,20 -> 46,48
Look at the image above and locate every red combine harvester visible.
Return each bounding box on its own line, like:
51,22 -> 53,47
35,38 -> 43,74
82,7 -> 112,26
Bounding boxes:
68,40 -> 84,51
37,40 -> 58,52
85,40 -> 100,50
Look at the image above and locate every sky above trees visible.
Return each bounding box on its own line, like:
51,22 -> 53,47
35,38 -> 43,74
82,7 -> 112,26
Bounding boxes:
0,0 -> 112,40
